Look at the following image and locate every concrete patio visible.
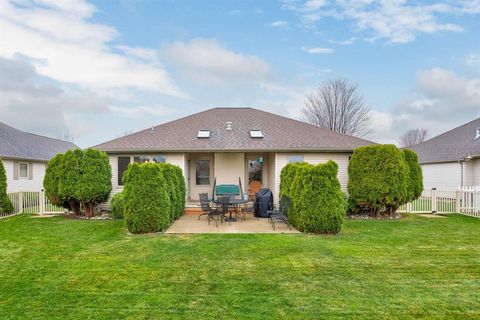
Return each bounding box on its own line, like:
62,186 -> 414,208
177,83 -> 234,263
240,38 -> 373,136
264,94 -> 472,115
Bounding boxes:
165,213 -> 300,234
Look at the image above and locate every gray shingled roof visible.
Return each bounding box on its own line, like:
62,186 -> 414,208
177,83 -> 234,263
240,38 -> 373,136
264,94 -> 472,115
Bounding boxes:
0,122 -> 78,161
409,117 -> 480,164
93,107 -> 375,152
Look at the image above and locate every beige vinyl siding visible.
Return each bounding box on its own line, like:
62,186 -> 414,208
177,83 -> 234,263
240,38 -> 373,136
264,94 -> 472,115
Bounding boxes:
474,159 -> 480,186
214,152 -> 245,185
463,161 -> 475,187
268,153 -> 276,198
421,163 -> 462,189
273,152 -> 350,204
3,159 -> 46,193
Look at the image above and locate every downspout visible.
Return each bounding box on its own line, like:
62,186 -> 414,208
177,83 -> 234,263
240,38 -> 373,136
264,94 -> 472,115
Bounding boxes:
460,160 -> 464,188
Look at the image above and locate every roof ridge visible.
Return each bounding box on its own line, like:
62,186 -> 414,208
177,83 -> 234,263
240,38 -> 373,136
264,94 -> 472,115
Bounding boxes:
418,116 -> 480,146
0,121 -> 77,147
247,107 -> 376,144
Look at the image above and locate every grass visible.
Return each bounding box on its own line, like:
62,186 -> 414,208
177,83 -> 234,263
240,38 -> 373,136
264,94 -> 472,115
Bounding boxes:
1,214 -> 479,319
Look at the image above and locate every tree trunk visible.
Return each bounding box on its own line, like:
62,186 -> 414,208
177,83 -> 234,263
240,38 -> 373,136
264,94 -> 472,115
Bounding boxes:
85,203 -> 94,219
70,200 -> 81,215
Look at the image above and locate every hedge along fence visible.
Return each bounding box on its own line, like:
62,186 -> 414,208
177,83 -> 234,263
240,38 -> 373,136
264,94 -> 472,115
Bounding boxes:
0,158 -> 13,214
122,162 -> 186,234
347,144 -> 423,216
279,161 -> 346,234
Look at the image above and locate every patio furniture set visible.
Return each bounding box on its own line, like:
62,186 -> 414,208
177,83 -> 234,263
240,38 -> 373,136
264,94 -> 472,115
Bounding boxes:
198,184 -> 291,230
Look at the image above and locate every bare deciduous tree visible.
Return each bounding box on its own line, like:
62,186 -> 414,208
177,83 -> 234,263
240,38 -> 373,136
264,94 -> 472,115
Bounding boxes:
302,79 -> 371,137
57,129 -> 74,143
399,128 -> 428,147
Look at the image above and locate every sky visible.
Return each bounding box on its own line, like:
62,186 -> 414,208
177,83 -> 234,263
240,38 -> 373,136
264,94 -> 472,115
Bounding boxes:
0,0 -> 479,148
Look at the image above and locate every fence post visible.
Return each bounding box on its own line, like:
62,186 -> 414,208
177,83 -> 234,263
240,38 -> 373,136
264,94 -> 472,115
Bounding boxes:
456,190 -> 461,213
431,187 -> 437,214
39,189 -> 45,215
18,189 -> 24,214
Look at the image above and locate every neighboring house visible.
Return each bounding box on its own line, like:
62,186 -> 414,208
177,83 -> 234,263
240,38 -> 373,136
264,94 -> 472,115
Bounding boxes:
93,107 -> 374,204
409,117 -> 480,189
0,122 -> 77,193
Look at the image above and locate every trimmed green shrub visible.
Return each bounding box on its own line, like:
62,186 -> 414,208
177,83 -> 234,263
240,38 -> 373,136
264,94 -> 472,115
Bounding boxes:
173,165 -> 186,217
348,144 -> 409,216
289,161 -> 346,233
123,163 -> 172,234
279,162 -> 311,200
157,163 -> 179,220
0,159 -> 13,213
111,192 -> 125,219
74,149 -> 112,218
403,149 -> 423,202
44,153 -> 71,210
45,149 -> 111,217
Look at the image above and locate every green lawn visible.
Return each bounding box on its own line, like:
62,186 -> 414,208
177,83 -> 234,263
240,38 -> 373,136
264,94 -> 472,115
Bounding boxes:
1,214 -> 479,319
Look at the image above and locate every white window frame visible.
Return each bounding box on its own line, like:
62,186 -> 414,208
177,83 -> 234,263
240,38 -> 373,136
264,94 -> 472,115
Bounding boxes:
18,162 -> 29,179
288,155 -> 304,163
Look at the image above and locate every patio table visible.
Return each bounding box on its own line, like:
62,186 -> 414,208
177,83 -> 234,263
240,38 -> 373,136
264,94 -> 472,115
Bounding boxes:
212,198 -> 248,222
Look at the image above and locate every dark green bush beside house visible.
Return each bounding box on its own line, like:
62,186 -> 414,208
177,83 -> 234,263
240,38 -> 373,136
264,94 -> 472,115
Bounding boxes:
123,163 -> 172,234
158,163 -> 180,220
0,159 -> 13,214
279,161 -> 346,234
403,149 -> 423,202
173,165 -> 186,216
44,153 -> 71,210
111,192 -> 125,219
348,144 -> 420,216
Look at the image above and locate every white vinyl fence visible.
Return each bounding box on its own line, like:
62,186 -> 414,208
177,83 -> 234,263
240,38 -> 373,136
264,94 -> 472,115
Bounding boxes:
399,187 -> 480,218
1,190 -> 66,219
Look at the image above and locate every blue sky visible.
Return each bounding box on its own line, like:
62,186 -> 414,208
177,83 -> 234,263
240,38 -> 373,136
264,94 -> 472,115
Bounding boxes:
0,0 -> 479,147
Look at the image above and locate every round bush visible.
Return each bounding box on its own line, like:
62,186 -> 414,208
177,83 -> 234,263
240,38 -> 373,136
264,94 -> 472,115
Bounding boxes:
111,192 -> 125,219
290,161 -> 346,234
0,159 -> 13,213
123,163 -> 172,234
348,144 -> 409,216
403,149 -> 423,202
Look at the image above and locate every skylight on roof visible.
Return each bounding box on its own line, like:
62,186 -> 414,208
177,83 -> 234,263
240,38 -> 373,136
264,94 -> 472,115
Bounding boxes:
250,130 -> 263,138
197,130 -> 210,138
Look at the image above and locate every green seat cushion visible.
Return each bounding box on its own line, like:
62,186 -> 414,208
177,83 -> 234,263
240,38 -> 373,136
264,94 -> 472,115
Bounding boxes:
215,184 -> 240,195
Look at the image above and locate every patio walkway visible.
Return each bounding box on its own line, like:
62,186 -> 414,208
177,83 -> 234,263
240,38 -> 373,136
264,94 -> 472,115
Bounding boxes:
166,213 -> 300,234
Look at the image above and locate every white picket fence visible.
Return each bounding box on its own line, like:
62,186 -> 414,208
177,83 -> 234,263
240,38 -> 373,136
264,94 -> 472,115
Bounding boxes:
1,190 -> 66,219
399,187 -> 480,218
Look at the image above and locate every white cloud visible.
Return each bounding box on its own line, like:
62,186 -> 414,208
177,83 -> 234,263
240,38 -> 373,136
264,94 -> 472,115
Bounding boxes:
0,56 -> 109,139
164,38 -> 271,84
0,0 -> 186,97
303,0 -> 327,11
301,46 -> 334,54
465,53 -> 480,67
328,37 -> 356,45
109,105 -> 176,118
270,20 -> 289,28
283,1 -> 479,43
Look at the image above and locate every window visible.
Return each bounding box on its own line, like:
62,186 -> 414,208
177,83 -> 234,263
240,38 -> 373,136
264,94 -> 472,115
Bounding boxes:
153,155 -> 166,163
118,157 -> 130,186
196,160 -> 210,185
249,130 -> 263,138
197,129 -> 210,138
19,163 -> 28,179
134,156 -> 150,163
288,155 -> 304,163
248,159 -> 263,184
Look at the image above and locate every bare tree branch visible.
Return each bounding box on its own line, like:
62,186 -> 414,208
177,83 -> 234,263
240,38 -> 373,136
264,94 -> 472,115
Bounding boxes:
301,79 -> 372,137
399,128 -> 428,147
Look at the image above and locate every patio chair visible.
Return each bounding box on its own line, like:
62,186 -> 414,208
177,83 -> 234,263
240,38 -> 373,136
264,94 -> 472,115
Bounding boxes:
218,196 -> 231,224
268,195 -> 291,231
248,180 -> 262,201
198,193 -> 224,227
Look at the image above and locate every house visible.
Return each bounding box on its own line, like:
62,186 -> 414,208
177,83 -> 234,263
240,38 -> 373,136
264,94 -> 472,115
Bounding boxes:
409,117 -> 480,189
0,122 -> 77,193
93,107 -> 374,204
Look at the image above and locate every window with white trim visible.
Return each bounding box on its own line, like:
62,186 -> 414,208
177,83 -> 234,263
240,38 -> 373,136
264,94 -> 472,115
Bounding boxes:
288,155 -> 304,163
19,163 -> 28,179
